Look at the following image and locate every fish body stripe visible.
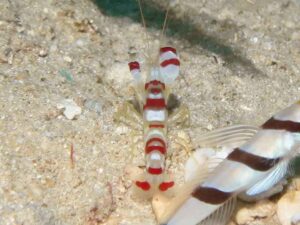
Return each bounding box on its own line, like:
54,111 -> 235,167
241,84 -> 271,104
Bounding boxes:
262,117 -> 300,132
192,186 -> 232,205
227,148 -> 281,171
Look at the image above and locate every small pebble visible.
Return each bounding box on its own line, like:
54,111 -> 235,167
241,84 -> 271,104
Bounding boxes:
57,99 -> 82,120
63,56 -> 72,63
16,26 -> 25,33
277,191 -> 300,225
236,200 -> 276,225
75,38 -> 86,47
39,49 -> 48,57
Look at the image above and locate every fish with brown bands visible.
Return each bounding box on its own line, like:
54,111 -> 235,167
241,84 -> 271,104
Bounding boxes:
159,101 -> 300,225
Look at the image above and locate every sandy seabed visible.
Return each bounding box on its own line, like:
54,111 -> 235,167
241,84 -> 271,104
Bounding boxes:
0,0 -> 300,224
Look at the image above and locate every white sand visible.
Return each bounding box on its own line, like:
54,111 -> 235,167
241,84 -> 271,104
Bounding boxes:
0,0 -> 299,224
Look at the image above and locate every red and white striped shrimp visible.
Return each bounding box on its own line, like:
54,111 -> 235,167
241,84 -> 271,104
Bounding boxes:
114,1 -> 189,197
157,101 -> 300,225
128,46 -> 181,195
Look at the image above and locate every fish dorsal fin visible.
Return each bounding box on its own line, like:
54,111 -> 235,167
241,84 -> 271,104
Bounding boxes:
159,47 -> 180,85
199,197 -> 237,225
190,125 -> 259,148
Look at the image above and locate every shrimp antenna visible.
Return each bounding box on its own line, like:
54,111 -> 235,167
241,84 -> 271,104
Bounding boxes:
137,0 -> 151,63
155,2 -> 172,68
137,0 -> 146,31
160,3 -> 171,41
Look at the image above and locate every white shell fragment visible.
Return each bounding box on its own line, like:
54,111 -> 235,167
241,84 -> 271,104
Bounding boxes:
277,191 -> 300,225
57,99 -> 82,120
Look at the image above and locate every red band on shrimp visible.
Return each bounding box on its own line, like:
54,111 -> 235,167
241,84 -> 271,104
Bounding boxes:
150,88 -> 162,94
159,181 -> 175,191
160,47 -> 177,54
146,137 -> 166,147
160,58 -> 180,67
135,181 -> 151,191
145,80 -> 165,90
148,167 -> 163,175
143,98 -> 166,109
145,137 -> 166,154
128,61 -> 140,71
149,124 -> 165,128
145,146 -> 166,154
